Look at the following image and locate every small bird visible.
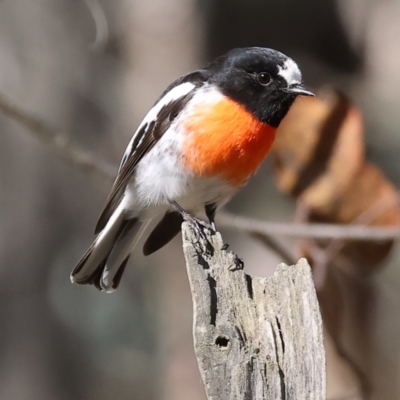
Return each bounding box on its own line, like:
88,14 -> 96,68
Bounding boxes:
71,47 -> 314,292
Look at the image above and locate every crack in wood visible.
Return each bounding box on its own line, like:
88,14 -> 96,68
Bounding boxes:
276,317 -> 285,354
278,367 -> 286,400
245,274 -> 254,299
207,274 -> 218,326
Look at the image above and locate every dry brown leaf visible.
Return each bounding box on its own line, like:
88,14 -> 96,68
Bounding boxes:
272,86 -> 400,274
272,87 -> 365,214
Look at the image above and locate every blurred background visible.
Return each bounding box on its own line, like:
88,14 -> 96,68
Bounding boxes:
0,0 -> 399,399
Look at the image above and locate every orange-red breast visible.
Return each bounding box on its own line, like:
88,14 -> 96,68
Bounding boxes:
71,47 -> 314,292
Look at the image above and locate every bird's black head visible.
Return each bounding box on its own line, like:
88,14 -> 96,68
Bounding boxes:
208,47 -> 314,127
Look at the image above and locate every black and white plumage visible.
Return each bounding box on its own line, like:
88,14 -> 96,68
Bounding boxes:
71,47 -> 313,292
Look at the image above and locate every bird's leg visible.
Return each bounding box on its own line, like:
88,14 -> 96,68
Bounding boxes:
205,203 -> 217,232
205,203 -> 231,251
170,201 -> 210,243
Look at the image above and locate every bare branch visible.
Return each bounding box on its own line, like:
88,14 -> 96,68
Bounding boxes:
250,232 -> 297,265
293,188 -> 400,285
0,91 -> 115,180
1,90 -> 399,243
218,211 -> 400,241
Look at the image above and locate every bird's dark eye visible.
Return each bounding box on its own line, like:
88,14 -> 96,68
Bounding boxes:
257,72 -> 272,86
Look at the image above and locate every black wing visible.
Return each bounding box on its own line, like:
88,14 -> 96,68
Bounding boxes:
142,211 -> 183,256
95,70 -> 210,234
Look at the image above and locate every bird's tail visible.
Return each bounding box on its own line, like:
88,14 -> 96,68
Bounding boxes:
71,202 -> 148,292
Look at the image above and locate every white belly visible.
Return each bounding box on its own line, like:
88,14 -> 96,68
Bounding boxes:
125,141 -> 235,220
122,85 -> 237,220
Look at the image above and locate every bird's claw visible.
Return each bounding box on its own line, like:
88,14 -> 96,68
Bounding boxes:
182,212 -> 212,244
229,255 -> 244,271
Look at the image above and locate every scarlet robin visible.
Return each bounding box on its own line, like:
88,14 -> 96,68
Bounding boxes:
71,47 -> 314,292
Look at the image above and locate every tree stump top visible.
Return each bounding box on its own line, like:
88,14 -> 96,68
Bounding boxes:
182,222 -> 326,400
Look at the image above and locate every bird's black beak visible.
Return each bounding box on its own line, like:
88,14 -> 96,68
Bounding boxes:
287,83 -> 315,97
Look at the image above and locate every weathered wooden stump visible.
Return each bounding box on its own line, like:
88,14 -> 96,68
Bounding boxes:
182,222 -> 326,400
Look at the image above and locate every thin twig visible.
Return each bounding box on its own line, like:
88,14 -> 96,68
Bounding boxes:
250,232 -> 297,265
218,212 -> 400,241
0,92 -> 115,180
310,191 -> 400,280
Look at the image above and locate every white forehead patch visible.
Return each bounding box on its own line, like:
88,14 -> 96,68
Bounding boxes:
278,58 -> 302,86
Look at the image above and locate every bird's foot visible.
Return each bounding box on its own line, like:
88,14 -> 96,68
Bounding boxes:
229,255 -> 244,271
221,243 -> 230,251
181,211 -> 212,244
170,201 -> 216,255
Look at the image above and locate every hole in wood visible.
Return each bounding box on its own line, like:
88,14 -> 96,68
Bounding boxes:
215,336 -> 229,348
